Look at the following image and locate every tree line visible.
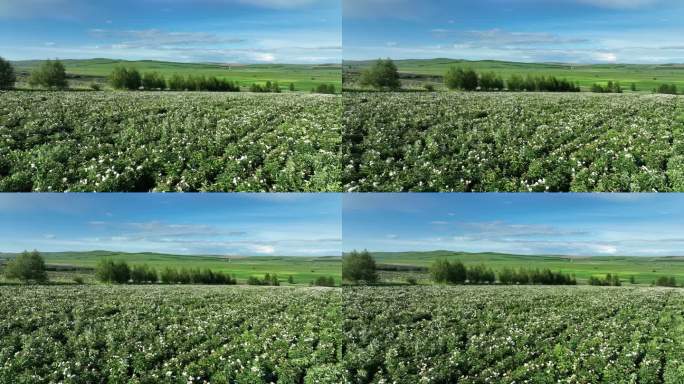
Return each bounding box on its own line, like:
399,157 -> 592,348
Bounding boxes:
110,66 -> 241,92
96,259 -> 237,285
0,57 -> 69,90
446,68 -> 581,92
431,259 -> 577,285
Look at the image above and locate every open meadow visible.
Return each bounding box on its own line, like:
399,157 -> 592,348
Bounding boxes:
0,91 -> 341,192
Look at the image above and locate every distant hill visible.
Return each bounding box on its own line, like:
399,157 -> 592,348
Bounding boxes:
367,250 -> 684,284
343,58 -> 684,92
11,58 -> 342,90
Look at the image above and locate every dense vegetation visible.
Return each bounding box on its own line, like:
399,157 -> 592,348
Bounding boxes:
27,59 -> 68,90
0,57 -> 16,90
95,259 -> 237,285
446,67 -> 580,92
0,286 -> 343,383
0,91 -> 341,192
343,286 -> 684,383
343,92 -> 684,192
3,250 -> 47,283
342,250 -> 377,284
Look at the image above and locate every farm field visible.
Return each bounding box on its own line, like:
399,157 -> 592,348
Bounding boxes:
343,285 -> 684,384
0,285 -> 343,383
343,92 -> 684,192
0,251 -> 342,285
0,91 -> 341,192
370,251 -> 684,285
344,59 -> 684,92
12,59 -> 342,91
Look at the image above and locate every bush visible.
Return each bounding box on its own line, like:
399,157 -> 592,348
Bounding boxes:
313,276 -> 336,287
0,57 -> 17,90
247,274 -> 280,286
73,276 -> 85,285
289,82 -> 295,91
655,276 -> 678,287
142,72 -> 166,90
479,71 -> 504,91
656,83 -> 678,95
359,58 -> 401,90
423,84 -> 435,92
430,259 -> 466,284
467,264 -> 496,284
89,82 -> 101,91
591,81 -> 622,94
4,250 -> 48,283
287,275 -> 295,284
445,67 -> 478,91
312,84 -> 336,94
342,250 -> 377,284
589,273 -> 621,286
130,264 -> 157,283
405,276 -> 418,285
109,66 -> 141,90
28,59 -> 68,89
95,260 -> 130,284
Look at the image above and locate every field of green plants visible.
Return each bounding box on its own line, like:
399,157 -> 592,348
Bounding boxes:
0,91 -> 341,192
343,286 -> 684,383
343,92 -> 684,192
0,285 -> 342,383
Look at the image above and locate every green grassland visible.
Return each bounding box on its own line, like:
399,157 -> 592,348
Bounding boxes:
12,58 -> 342,91
344,58 -> 684,92
370,250 -> 684,285
0,251 -> 341,285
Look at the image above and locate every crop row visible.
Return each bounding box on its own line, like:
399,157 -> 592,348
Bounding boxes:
343,92 -> 684,192
0,91 -> 341,192
342,286 -> 684,383
0,286 -> 343,384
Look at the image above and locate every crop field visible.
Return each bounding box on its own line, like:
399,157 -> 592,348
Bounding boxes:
0,91 -> 341,192
343,92 -> 684,192
343,286 -> 684,384
370,251 -> 684,285
0,285 -> 343,383
13,59 -> 342,91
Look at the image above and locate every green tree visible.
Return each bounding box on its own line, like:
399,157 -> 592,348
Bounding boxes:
359,58 -> 401,90
430,259 -> 466,284
96,259 -> 130,284
0,56 -> 16,90
28,59 -> 68,89
289,82 -> 295,91
342,250 -> 377,284
444,67 -> 464,90
4,250 -> 48,283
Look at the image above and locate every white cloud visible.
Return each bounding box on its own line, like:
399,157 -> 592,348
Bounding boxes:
251,244 -> 275,254
253,52 -> 275,62
575,0 -> 660,9
595,51 -> 617,62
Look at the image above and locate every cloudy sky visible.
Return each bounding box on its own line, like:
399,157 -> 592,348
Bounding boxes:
0,0 -> 340,63
343,194 -> 684,256
0,194 -> 341,256
344,0 -> 684,63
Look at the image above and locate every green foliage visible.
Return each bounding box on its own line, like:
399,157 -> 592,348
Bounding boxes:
249,80 -> 281,93
289,82 -> 296,91
89,82 -> 101,91
96,259 -> 130,284
342,250 -> 377,284
72,276 -> 85,285
591,81 -> 623,93
343,92 -> 679,192
656,83 -> 678,95
444,66 -> 478,91
130,264 -> 158,283
109,66 -> 141,90
247,273 -> 280,286
0,92 -> 341,192
589,273 -> 622,286
359,58 -> 401,90
0,286 -> 343,382
655,275 -> 678,287
28,59 -> 68,89
312,83 -> 336,94
4,250 -> 48,283
158,266 -> 235,285
430,259 -> 466,284
0,56 -> 16,90
478,71 -> 505,91
141,71 -> 166,90
312,276 -> 336,287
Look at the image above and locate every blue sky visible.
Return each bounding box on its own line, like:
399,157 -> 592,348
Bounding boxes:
0,0 -> 340,63
343,194 -> 684,256
0,194 -> 341,256
344,0 -> 684,63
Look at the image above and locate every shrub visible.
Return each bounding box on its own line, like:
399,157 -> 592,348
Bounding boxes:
4,250 -> 48,283
467,264 -> 496,284
655,275 -> 678,287
313,276 -> 336,287
109,66 -> 142,90
95,260 -> 130,284
359,58 -> 401,90
312,84 -> 336,94
405,276 -> 418,285
142,72 -> 166,90
342,250 -> 377,284
287,275 -> 295,284
247,274 -> 279,286
289,82 -> 295,91
656,83 -> 678,95
73,276 -> 85,285
130,264 -> 157,283
0,57 -> 17,90
591,81 -> 622,94
28,59 -> 68,89
423,84 -> 435,92
430,259 -> 466,284
89,82 -> 101,91
589,273 -> 621,286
